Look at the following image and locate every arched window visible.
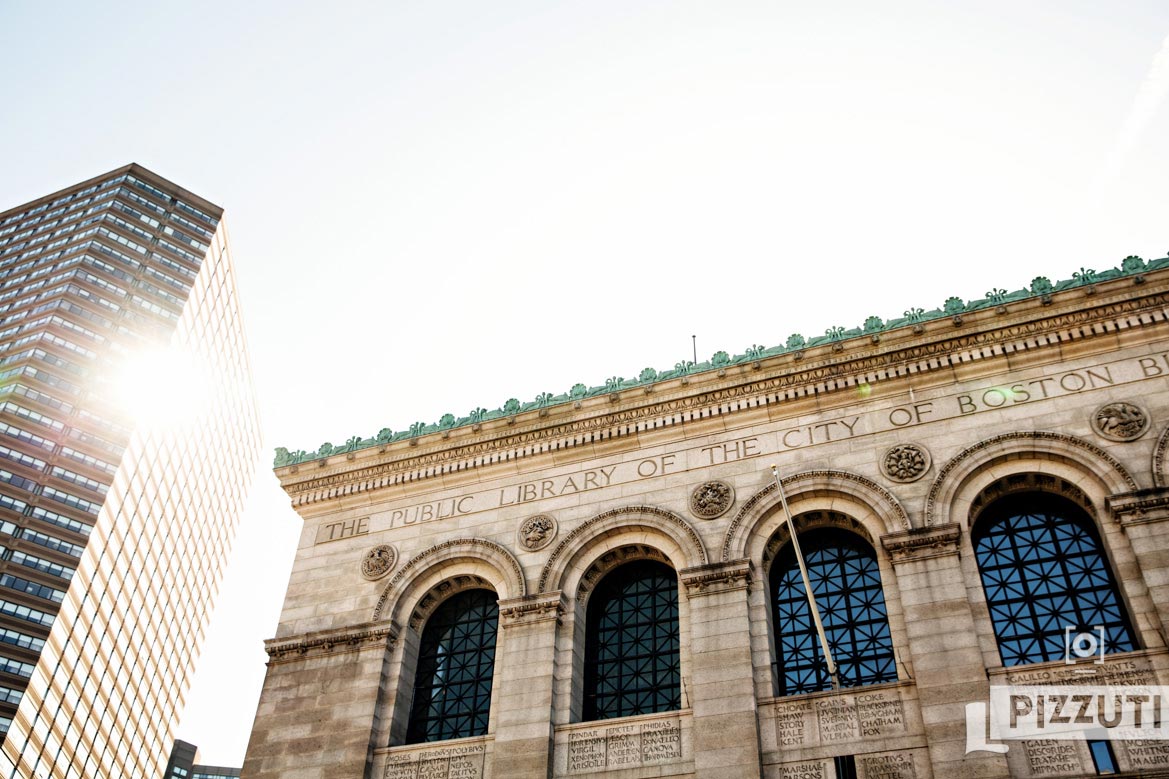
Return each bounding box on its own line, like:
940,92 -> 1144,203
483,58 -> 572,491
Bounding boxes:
771,527 -> 897,695
406,588 -> 499,743
583,560 -> 680,721
972,492 -> 1135,667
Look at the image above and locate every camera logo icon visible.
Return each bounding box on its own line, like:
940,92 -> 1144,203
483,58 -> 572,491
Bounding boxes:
1064,626 -> 1106,664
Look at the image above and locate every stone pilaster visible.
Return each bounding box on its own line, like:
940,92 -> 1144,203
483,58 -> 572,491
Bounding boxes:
490,591 -> 565,779
1110,487 -> 1169,642
881,525 -> 1009,779
241,621 -> 398,779
679,559 -> 762,779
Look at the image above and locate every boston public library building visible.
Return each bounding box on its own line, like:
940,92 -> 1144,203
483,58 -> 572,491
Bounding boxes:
245,255 -> 1169,779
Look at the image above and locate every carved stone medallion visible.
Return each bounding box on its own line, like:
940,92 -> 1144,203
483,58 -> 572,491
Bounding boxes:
1093,402 -> 1150,441
881,443 -> 931,483
517,514 -> 557,552
689,480 -> 735,519
360,544 -> 397,581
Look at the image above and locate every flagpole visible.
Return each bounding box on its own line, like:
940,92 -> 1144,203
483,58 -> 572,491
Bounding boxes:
771,464 -> 840,690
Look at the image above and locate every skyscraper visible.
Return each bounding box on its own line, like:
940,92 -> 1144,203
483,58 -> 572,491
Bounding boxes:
0,165 -> 260,778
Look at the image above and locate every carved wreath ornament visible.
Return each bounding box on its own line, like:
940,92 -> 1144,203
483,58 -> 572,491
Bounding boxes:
881,443 -> 931,483
360,544 -> 397,581
517,514 -> 558,552
1093,402 -> 1149,442
689,480 -> 735,519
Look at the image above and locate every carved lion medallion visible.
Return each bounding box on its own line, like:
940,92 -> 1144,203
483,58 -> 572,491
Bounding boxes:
689,480 -> 735,519
881,443 -> 931,483
1093,402 -> 1150,441
517,514 -> 558,552
360,544 -> 397,581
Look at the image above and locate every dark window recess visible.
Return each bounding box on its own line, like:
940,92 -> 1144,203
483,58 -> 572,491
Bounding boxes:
406,589 -> 498,743
833,755 -> 858,779
771,528 -> 898,695
1088,739 -> 1118,775
972,493 -> 1135,667
583,560 -> 681,721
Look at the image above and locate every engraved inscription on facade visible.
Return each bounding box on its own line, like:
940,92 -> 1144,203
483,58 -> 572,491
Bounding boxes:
774,700 -> 812,746
857,693 -> 905,737
605,725 -> 640,767
641,718 -> 682,763
1024,740 -> 1081,777
816,698 -> 859,742
861,752 -> 917,779
567,732 -> 607,773
778,760 -> 826,778
566,718 -> 682,772
1005,659 -> 1157,687
1125,739 -> 1169,769
383,745 -> 486,779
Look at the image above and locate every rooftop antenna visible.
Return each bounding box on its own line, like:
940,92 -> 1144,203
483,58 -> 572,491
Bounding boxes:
692,335 -> 697,366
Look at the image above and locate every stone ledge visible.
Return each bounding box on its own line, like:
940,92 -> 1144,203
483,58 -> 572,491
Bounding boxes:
680,559 -> 753,597
499,591 -> 566,627
264,620 -> 398,663
881,524 -> 961,563
1109,487 -> 1169,527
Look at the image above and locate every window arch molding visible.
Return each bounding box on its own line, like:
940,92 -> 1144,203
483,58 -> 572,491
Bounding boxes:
537,505 -> 707,595
373,537 -> 526,624
721,469 -> 910,564
1153,423 -> 1169,488
924,431 -> 1138,529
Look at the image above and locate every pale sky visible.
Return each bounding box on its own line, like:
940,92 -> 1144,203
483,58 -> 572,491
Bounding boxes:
1,0 -> 1167,766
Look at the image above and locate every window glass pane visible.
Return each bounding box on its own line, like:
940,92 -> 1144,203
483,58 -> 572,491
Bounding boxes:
771,528 -> 897,695
584,560 -> 680,721
972,493 -> 1135,667
406,589 -> 498,744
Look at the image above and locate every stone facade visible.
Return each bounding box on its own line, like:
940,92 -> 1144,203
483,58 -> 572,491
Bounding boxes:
244,261 -> 1169,778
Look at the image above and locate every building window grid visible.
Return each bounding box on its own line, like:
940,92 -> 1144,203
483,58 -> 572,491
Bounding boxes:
972,493 -> 1136,667
583,560 -> 681,721
770,528 -> 898,696
406,588 -> 499,744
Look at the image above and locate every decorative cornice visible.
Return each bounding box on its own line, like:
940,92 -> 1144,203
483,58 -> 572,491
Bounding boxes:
498,592 -> 566,627
372,538 -> 526,622
264,621 -> 397,663
1108,488 -> 1169,527
880,524 -> 962,563
276,257 -> 1166,468
679,559 -> 753,597
278,272 -> 1169,510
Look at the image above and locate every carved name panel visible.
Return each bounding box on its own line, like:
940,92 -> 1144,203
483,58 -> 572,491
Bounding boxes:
817,698 -> 859,743
778,760 -> 827,778
1124,738 -> 1169,770
566,717 -> 682,773
385,744 -> 486,779
1022,740 -> 1081,777
860,752 -> 917,779
774,688 -> 908,748
1003,657 -> 1159,687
